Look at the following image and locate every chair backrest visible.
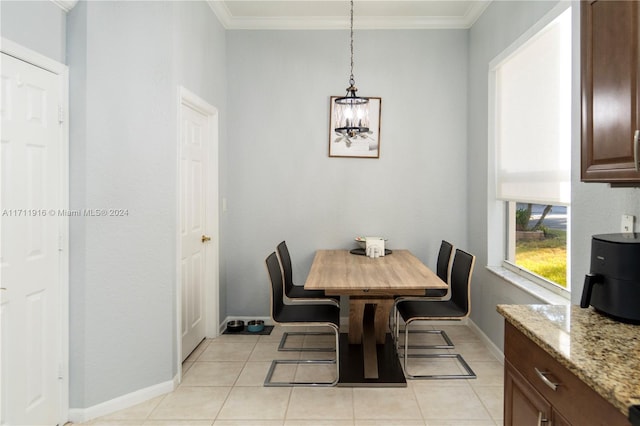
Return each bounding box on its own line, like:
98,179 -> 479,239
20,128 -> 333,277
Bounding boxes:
265,251 -> 285,321
449,249 -> 476,315
436,240 -> 454,284
276,241 -> 294,295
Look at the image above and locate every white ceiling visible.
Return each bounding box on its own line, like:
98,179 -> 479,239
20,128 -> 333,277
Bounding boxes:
206,0 -> 492,30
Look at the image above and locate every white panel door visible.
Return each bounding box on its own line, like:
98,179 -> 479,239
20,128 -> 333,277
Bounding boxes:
180,101 -> 210,361
1,53 -> 62,425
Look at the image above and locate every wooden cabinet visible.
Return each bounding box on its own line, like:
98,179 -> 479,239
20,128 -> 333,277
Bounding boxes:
505,362 -> 571,426
504,322 -> 630,426
505,361 -> 551,425
581,0 -> 640,183
554,411 -> 571,426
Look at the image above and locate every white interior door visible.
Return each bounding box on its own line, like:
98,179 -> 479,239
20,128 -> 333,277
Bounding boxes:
1,52 -> 63,425
179,90 -> 218,361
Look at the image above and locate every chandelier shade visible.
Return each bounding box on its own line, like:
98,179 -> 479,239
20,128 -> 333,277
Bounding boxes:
334,86 -> 370,137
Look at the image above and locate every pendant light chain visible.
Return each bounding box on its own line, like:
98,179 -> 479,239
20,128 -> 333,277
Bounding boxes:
349,0 -> 355,86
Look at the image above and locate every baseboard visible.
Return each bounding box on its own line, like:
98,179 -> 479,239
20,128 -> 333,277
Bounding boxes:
467,318 -> 504,364
68,375 -> 178,423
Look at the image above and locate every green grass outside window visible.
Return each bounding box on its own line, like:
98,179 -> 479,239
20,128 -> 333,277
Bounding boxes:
515,229 -> 567,287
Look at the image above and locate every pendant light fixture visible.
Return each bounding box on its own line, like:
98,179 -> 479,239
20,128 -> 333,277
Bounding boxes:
334,0 -> 369,138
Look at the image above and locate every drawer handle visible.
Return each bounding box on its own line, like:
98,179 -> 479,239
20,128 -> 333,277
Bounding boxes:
634,130 -> 639,172
538,411 -> 550,425
535,367 -> 560,391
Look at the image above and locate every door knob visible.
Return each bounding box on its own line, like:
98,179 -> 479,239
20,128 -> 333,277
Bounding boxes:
201,235 -> 211,243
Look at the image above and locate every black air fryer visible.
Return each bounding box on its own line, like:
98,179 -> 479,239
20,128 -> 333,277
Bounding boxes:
581,233 -> 640,324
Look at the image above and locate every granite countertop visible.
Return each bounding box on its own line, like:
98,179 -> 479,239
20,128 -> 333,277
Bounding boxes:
497,304 -> 640,417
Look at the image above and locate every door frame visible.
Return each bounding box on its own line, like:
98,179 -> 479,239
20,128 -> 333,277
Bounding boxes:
176,86 -> 219,379
0,38 -> 69,424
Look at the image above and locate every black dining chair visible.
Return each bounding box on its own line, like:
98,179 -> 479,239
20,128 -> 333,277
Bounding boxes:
276,241 -> 339,352
431,240 -> 454,298
264,252 -> 340,387
276,241 -> 340,305
393,248 -> 477,379
391,240 -> 455,349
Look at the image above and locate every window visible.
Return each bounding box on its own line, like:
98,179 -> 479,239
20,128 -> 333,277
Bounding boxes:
488,4 -> 572,294
508,202 -> 568,288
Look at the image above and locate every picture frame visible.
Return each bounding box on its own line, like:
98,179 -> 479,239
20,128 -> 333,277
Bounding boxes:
328,96 -> 381,158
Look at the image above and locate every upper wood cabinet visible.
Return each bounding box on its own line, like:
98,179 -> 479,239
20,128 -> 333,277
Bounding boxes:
581,0 -> 640,183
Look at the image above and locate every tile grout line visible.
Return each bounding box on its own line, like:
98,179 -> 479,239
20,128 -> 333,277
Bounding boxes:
211,337 -> 260,423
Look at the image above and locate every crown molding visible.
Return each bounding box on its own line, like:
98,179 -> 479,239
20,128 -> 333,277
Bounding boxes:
208,1 -> 492,30
50,0 -> 79,13
464,1 -> 492,28
49,0 -> 490,29
207,0 -> 233,29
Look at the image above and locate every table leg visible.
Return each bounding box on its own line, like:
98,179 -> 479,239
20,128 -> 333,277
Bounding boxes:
348,297 -> 395,379
348,302 -> 364,344
362,304 -> 378,379
348,298 -> 394,344
373,299 -> 393,343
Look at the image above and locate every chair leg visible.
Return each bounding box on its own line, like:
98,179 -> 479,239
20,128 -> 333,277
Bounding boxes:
402,320 -> 475,380
393,309 -> 400,347
403,353 -> 476,379
403,329 -> 454,350
392,308 -> 453,350
278,331 -> 336,352
393,313 -> 454,350
264,359 -> 338,386
388,308 -> 395,347
265,325 -> 340,387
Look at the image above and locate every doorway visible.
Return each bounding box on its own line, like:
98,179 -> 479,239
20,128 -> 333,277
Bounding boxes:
0,40 -> 69,425
177,87 -> 219,366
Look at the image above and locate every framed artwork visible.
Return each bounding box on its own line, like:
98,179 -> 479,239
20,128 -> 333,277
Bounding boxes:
328,96 -> 381,158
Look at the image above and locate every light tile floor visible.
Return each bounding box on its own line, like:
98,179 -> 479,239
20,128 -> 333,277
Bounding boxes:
79,324 -> 504,426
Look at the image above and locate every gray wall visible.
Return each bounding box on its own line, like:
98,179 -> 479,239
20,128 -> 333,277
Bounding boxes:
67,0 -> 175,408
467,0 -> 640,351
0,0 -> 66,63
225,29 -> 469,316
66,0 -> 226,409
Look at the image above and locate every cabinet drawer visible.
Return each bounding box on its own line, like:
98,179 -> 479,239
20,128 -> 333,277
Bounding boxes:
505,361 -> 552,426
505,322 -> 629,426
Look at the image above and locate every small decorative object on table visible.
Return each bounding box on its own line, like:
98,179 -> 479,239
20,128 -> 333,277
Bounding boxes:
365,237 -> 385,258
351,237 -> 392,256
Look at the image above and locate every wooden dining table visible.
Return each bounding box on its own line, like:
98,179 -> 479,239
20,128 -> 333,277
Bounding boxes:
304,249 -> 447,386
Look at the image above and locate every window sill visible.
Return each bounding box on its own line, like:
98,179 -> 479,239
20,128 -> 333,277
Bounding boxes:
486,266 -> 570,305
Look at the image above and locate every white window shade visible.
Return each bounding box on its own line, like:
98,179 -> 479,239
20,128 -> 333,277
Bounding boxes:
495,8 -> 571,206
